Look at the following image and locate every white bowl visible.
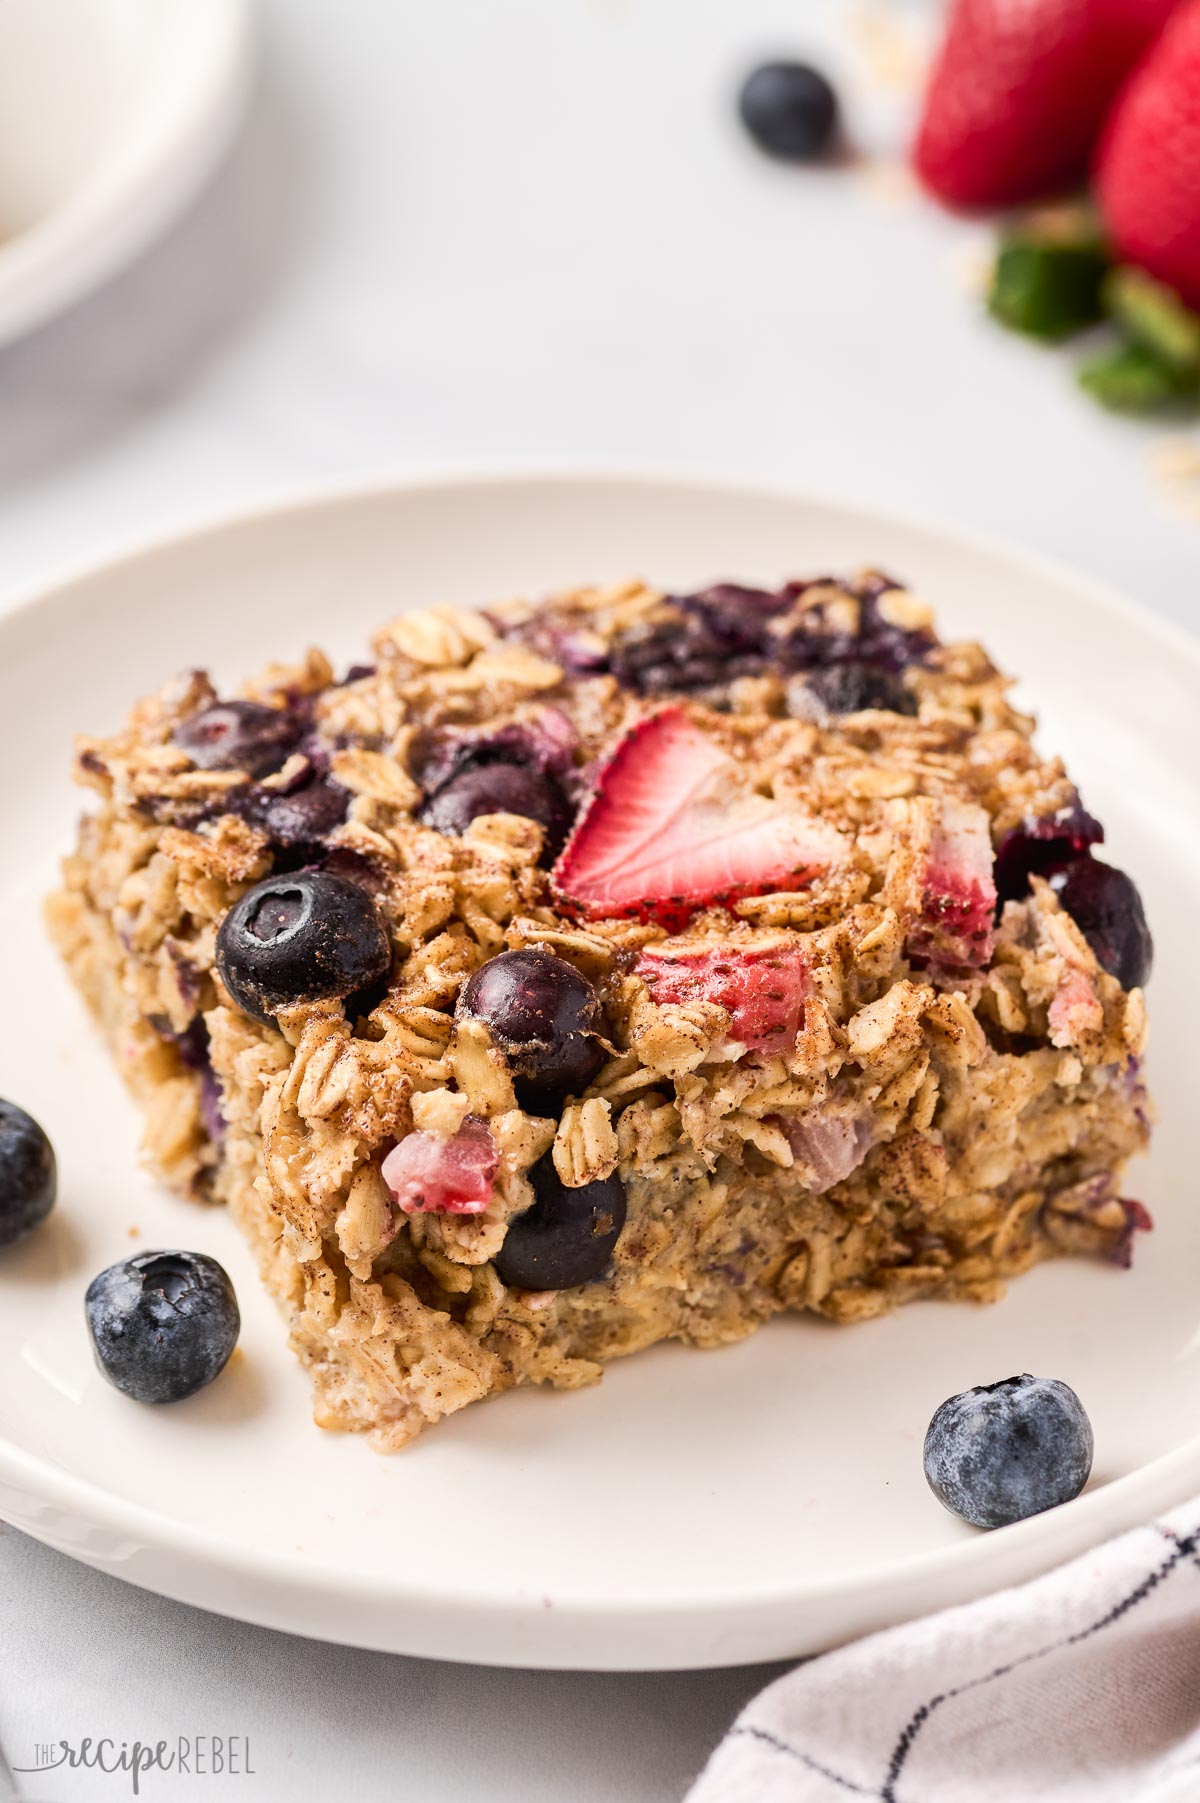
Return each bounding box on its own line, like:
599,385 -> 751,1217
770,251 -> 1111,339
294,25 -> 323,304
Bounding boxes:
0,0 -> 251,346
0,474 -> 1195,1670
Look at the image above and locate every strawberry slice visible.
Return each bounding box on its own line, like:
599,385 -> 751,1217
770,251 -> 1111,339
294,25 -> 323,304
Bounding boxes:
636,936 -> 811,1056
913,0 -> 1180,210
1096,0 -> 1200,309
909,798 -> 997,973
381,1116 -> 499,1215
552,707 -> 845,931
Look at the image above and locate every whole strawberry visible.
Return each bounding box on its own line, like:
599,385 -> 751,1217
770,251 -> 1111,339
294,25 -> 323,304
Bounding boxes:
914,0 -> 1180,209
1096,0 -> 1200,307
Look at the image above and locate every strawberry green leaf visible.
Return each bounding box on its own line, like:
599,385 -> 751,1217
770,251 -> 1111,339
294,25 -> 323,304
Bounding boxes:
1103,266 -> 1200,382
1077,341 -> 1196,412
988,237 -> 1109,341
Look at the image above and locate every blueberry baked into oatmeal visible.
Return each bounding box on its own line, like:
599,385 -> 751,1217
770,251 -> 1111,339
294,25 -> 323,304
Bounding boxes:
47,573 -> 1154,1448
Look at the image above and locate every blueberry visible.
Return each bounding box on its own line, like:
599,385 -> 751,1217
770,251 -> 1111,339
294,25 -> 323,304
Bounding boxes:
459,949 -> 607,1107
738,61 -> 839,161
610,625 -> 739,696
258,778 -> 349,851
173,700 -> 304,779
215,870 -> 391,1025
414,721 -> 574,797
832,580 -> 939,672
0,1101 -> 56,1248
1048,858 -> 1152,991
611,585 -> 789,697
494,1154 -> 626,1290
994,801 -> 1105,904
609,614 -> 762,699
923,1374 -> 1093,1529
678,584 -> 787,652
775,585 -> 933,675
606,578 -> 934,699
800,661 -> 916,716
420,763 -> 572,862
85,1250 -> 240,1404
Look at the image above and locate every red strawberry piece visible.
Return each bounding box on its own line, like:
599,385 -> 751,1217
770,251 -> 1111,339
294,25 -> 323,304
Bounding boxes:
552,706 -> 846,931
1096,0 -> 1200,307
908,798 -> 997,973
381,1116 -> 499,1215
636,936 -> 811,1056
913,0 -> 1180,209
1097,0 -> 1182,64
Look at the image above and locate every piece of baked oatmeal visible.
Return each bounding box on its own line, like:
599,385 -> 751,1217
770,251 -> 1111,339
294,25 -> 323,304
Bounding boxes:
47,573 -> 1153,1448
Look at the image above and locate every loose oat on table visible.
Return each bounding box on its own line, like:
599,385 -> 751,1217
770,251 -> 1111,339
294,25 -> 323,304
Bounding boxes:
48,570 -> 1154,1448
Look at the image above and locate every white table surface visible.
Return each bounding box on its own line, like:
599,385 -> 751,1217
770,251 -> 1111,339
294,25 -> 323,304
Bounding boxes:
0,1 -> 1195,1798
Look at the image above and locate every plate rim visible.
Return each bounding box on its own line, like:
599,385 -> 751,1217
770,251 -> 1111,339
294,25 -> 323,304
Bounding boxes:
3,462 -> 1198,670
2,467 -> 1197,1667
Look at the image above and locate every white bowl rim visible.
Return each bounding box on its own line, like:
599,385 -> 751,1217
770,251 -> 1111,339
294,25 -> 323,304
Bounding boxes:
0,0 -> 252,345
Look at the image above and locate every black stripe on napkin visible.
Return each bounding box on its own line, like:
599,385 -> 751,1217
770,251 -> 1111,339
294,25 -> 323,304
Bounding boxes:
724,1518 -> 1200,1802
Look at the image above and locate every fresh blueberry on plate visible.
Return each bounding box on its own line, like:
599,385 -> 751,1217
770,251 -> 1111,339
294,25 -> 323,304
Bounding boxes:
0,1099 -> 56,1248
493,1154 -> 626,1290
738,61 -> 839,161
85,1250 -> 240,1404
923,1374 -> 1094,1529
215,869 -> 391,1025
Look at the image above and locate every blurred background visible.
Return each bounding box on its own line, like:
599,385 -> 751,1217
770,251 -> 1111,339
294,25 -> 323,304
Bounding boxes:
0,0 -> 1194,624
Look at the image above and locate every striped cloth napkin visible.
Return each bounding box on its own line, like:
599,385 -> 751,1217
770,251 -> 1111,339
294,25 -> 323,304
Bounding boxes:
688,1498 -> 1200,1802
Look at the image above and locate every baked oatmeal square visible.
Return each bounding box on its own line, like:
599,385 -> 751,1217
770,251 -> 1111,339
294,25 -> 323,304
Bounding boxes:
47,571 -> 1152,1448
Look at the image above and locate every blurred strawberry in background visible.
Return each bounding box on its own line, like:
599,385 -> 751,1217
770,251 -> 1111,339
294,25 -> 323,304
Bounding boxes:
908,0 -> 1200,410
913,0 -> 1180,208
1096,1 -> 1200,307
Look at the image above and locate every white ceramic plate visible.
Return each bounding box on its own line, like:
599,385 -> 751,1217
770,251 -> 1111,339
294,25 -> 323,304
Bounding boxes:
0,475 -> 1195,1671
0,0 -> 251,347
